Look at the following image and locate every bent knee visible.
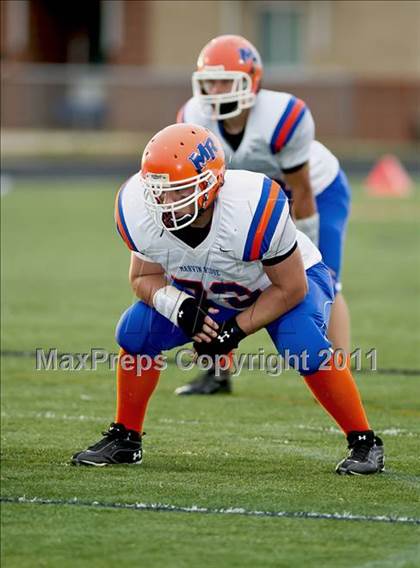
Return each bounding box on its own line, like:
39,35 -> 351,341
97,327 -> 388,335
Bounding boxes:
115,302 -> 150,355
280,319 -> 331,376
115,316 -> 142,355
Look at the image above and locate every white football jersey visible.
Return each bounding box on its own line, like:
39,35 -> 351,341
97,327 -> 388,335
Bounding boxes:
178,89 -> 339,196
116,169 -> 321,311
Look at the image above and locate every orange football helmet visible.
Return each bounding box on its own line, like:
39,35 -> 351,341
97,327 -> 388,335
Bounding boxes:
140,124 -> 225,231
192,35 -> 263,120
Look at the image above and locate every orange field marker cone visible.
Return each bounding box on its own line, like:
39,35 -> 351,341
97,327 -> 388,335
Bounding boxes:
365,155 -> 413,197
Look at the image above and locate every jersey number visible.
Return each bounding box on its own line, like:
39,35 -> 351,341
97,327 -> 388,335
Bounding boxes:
172,277 -> 260,309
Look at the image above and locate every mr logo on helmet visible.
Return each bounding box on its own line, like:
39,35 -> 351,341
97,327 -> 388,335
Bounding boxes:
238,47 -> 257,64
188,137 -> 218,173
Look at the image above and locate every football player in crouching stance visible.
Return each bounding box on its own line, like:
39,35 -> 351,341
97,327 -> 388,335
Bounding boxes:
176,34 -> 352,395
72,124 -> 384,475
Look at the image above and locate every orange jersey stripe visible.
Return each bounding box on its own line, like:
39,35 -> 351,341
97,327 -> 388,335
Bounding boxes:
274,98 -> 306,152
250,181 -> 281,260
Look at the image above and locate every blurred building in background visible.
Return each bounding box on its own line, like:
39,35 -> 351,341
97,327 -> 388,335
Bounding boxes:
1,0 -> 420,146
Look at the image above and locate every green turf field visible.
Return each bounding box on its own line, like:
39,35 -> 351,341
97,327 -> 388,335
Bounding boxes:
1,178 -> 420,567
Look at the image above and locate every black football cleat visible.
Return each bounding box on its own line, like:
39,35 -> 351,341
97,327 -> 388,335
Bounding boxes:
336,430 -> 385,475
71,422 -> 143,467
175,368 -> 232,395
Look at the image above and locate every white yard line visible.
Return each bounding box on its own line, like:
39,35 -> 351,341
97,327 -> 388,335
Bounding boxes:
1,496 -> 419,525
2,412 -> 419,437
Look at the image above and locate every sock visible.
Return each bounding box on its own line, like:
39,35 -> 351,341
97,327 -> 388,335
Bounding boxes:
303,358 -> 370,435
210,352 -> 234,375
224,351 -> 234,373
115,349 -> 161,433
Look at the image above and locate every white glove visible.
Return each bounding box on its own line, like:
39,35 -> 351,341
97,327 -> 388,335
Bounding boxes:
295,212 -> 320,247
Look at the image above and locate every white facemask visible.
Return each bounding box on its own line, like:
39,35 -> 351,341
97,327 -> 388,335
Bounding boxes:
141,170 -> 218,232
192,68 -> 256,120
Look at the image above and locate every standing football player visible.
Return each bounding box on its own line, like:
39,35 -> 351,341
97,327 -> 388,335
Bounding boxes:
72,124 -> 384,475
176,35 -> 351,395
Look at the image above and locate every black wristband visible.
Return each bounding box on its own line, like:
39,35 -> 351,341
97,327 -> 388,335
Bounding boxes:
194,316 -> 246,356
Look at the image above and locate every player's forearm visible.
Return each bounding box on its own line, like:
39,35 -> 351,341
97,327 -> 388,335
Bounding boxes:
291,189 -> 316,219
131,274 -> 168,306
236,282 -> 307,335
284,165 -> 316,219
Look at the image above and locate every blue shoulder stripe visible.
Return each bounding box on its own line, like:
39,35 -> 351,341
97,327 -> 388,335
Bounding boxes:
283,105 -> 306,147
259,190 -> 287,258
242,177 -> 272,261
270,97 -> 295,153
270,96 -> 307,154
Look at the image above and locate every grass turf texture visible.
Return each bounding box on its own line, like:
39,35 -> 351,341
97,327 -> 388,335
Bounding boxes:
1,178 -> 420,567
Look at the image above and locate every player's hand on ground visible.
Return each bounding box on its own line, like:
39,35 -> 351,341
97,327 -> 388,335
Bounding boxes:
177,297 -> 219,341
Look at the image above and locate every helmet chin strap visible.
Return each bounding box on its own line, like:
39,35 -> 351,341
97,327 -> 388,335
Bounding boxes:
162,211 -> 195,230
177,208 -> 208,229
159,181 -> 216,231
167,206 -> 210,231
176,213 -> 194,225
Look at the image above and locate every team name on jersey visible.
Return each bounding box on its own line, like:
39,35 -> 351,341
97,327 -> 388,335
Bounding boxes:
179,264 -> 221,276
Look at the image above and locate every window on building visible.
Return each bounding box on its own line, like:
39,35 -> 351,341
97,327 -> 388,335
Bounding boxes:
29,0 -> 103,63
258,4 -> 304,66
